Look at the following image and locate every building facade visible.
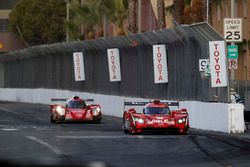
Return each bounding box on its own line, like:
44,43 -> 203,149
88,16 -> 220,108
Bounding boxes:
0,0 -> 25,53
210,0 -> 250,81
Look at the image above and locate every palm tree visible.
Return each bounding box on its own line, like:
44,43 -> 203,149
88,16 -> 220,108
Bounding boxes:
102,0 -> 128,35
68,0 -> 103,40
128,0 -> 137,33
183,0 -> 192,24
157,0 -> 166,29
190,0 -> 204,23
173,0 -> 185,24
208,0 -> 222,25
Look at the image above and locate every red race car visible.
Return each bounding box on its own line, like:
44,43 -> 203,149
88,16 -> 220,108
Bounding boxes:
123,100 -> 189,134
49,96 -> 102,123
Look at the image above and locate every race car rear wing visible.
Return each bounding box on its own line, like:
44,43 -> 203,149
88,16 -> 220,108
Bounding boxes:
51,98 -> 94,102
51,97 -> 94,102
124,100 -> 179,111
124,101 -> 179,107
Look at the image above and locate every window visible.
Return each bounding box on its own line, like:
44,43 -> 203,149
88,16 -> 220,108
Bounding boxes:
0,19 -> 9,32
0,0 -> 17,9
67,100 -> 86,109
144,107 -> 170,115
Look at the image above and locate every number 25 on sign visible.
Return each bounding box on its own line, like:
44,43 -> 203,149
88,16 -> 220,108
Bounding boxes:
224,18 -> 242,42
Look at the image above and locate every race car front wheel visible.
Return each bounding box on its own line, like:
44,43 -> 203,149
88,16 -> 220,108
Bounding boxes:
123,119 -> 130,134
50,115 -> 55,123
93,117 -> 101,124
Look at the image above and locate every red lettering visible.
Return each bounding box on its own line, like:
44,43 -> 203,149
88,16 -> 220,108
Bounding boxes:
213,44 -> 222,85
157,47 -> 161,53
214,44 -> 219,50
158,75 -> 163,80
215,71 -> 220,77
216,78 -> 221,84
158,64 -> 162,69
110,51 -> 114,56
214,51 -> 219,57
157,53 -> 162,58
215,57 -> 219,64
157,58 -> 161,64
215,64 -> 220,70
113,75 -> 117,79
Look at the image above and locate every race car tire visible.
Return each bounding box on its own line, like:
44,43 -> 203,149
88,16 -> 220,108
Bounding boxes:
54,116 -> 65,124
129,128 -> 141,135
50,116 -> 55,123
123,119 -> 130,134
178,129 -> 188,135
93,119 -> 101,124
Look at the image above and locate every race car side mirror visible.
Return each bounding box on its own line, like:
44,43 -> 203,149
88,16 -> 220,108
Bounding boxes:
180,108 -> 187,112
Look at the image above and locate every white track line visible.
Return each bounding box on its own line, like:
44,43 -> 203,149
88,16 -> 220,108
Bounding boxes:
26,136 -> 62,155
1,128 -> 19,131
0,107 -> 20,114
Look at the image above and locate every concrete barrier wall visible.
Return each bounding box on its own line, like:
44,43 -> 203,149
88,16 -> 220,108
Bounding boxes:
0,88 -> 244,133
180,101 -> 230,133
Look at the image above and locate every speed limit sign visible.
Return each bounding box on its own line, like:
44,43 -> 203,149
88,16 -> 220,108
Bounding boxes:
224,18 -> 242,42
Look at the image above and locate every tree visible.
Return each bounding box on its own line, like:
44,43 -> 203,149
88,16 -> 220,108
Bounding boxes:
128,0 -> 137,33
173,0 -> 185,24
9,0 -> 66,45
190,0 -> 204,23
102,0 -> 128,36
68,0 -> 104,40
157,0 -> 166,29
208,0 -> 222,25
68,0 -> 128,39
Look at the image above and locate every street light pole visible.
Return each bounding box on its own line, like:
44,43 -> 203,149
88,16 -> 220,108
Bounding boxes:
65,0 -> 69,42
206,0 -> 209,23
138,0 -> 142,33
230,0 -> 235,88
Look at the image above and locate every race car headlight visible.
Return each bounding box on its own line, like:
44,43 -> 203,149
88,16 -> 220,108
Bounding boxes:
93,107 -> 101,116
56,106 -> 65,116
177,117 -> 186,124
134,118 -> 144,124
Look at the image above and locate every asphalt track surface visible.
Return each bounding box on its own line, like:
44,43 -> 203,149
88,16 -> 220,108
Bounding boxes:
0,101 -> 250,167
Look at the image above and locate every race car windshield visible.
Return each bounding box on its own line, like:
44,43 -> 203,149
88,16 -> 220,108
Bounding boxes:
144,107 -> 170,115
67,100 -> 86,108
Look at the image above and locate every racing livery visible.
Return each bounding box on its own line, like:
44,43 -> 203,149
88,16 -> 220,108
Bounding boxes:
123,100 -> 189,134
49,96 -> 102,123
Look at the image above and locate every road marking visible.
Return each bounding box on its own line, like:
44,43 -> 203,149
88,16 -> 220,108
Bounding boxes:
26,136 -> 62,155
0,107 -> 19,114
0,120 -> 12,122
56,135 -> 179,139
1,128 -> 19,131
0,125 -> 54,131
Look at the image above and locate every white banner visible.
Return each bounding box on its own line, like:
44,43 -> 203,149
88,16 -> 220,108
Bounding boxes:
107,48 -> 121,82
153,45 -> 168,83
73,52 -> 85,81
209,41 -> 228,87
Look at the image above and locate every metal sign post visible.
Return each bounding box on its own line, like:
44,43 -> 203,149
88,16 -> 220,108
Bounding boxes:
223,0 -> 243,102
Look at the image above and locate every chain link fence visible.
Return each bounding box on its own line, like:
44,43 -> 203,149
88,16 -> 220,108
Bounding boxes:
0,23 -> 226,102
